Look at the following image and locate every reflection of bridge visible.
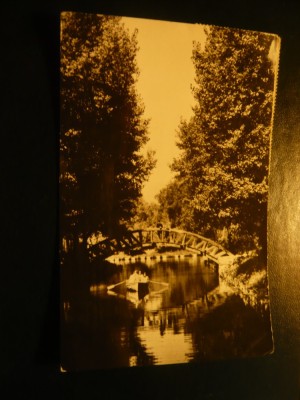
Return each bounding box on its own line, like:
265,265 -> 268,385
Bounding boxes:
89,228 -> 234,265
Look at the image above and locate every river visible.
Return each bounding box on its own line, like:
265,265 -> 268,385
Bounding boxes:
61,257 -> 273,371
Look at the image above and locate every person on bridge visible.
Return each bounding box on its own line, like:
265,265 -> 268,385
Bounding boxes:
156,222 -> 163,239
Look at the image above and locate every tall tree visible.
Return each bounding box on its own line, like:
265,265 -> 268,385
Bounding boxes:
172,26 -> 279,254
60,12 -> 155,248
156,180 -> 190,229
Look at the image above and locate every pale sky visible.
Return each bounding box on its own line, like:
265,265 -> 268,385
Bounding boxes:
123,17 -> 206,203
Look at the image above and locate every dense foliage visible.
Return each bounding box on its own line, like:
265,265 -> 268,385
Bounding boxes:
60,12 -> 155,246
160,26 -> 278,255
129,198 -> 168,230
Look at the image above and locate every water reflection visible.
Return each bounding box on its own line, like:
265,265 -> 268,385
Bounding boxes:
61,257 -> 273,370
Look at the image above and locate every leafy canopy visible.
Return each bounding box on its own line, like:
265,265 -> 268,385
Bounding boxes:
60,12 -> 155,241
166,26 -> 278,253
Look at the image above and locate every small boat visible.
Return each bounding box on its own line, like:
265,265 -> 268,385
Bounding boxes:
126,270 -> 149,293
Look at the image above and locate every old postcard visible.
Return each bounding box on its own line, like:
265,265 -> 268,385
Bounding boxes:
60,11 -> 280,371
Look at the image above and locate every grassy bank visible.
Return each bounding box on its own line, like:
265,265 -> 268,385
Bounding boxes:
219,254 -> 270,311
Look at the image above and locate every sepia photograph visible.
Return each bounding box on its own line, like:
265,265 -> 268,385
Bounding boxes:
60,11 -> 280,371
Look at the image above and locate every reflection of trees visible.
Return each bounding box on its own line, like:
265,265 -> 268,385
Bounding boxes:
61,293 -> 155,370
136,282 -> 272,362
185,295 -> 273,361
62,257 -> 273,370
142,309 -> 182,337
150,260 -> 219,308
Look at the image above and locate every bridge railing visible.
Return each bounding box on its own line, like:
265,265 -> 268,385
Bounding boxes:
89,228 -> 234,261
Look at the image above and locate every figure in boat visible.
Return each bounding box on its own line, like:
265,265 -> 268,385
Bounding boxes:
126,270 -> 149,293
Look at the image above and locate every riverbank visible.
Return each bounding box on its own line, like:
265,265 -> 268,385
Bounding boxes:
219,253 -> 270,311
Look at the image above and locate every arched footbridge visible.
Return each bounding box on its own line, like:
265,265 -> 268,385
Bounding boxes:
89,228 -> 235,265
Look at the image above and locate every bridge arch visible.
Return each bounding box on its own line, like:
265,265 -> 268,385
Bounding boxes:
89,228 -> 234,265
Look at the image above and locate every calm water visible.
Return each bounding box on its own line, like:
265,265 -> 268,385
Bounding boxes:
61,257 -> 273,371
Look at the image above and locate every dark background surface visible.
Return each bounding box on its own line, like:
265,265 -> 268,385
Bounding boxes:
1,1 -> 299,398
